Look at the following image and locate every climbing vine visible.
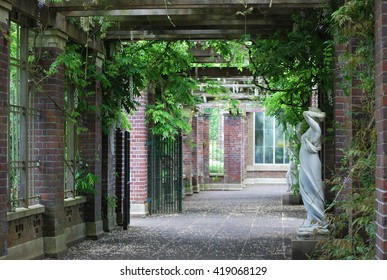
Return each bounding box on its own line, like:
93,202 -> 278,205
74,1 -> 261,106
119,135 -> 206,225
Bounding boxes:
314,0 -> 376,260
108,41 -> 200,138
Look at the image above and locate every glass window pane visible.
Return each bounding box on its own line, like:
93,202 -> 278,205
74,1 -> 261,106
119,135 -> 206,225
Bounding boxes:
255,112 -> 263,130
275,147 -> 284,164
265,147 -> 273,163
255,146 -> 263,164
264,129 -> 273,147
255,129 -> 263,146
265,115 -> 273,130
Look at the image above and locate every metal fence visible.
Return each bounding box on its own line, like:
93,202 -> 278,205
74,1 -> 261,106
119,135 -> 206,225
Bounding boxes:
208,109 -> 224,174
148,134 -> 183,215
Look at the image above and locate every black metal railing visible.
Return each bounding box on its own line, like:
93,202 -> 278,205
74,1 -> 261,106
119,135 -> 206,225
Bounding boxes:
148,134 -> 183,215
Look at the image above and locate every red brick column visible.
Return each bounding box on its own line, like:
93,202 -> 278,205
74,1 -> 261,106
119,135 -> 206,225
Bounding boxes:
34,30 -> 68,257
0,2 -> 11,258
375,0 -> 387,260
333,44 -> 351,171
191,116 -> 199,192
128,91 -> 148,215
196,115 -> 204,192
78,52 -> 104,239
224,114 -> 243,185
183,132 -> 193,196
202,114 -> 210,185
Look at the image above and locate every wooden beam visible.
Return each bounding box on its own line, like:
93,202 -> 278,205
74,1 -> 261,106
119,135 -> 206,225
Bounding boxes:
57,7 -> 301,17
106,26 -> 287,40
106,17 -> 294,30
48,0 -> 329,11
190,67 -> 252,78
9,0 -> 103,52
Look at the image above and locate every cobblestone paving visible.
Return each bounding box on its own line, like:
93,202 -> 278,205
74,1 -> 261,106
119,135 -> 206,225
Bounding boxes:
63,184 -> 306,260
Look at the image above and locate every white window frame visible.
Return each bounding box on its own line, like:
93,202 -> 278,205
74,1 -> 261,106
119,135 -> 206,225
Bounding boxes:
253,111 -> 288,165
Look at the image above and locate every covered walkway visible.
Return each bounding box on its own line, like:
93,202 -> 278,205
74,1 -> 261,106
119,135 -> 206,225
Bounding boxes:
62,185 -> 305,260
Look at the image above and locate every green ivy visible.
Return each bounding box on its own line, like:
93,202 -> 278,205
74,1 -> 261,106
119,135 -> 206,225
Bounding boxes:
314,0 -> 376,260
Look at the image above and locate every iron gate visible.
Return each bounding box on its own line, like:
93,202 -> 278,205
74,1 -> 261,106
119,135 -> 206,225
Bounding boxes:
148,134 -> 183,214
123,131 -> 130,229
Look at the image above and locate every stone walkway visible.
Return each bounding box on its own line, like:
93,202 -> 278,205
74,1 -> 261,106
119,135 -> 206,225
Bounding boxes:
63,184 -> 306,260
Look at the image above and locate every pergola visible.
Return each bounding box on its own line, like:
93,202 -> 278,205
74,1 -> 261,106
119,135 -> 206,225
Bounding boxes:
11,1 -> 328,41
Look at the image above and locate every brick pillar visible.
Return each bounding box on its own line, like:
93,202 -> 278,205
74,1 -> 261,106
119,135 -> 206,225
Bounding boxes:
78,52 -> 104,239
128,91 -> 148,215
224,114 -> 243,186
0,1 -> 11,259
333,44 -> 351,171
196,114 -> 204,192
101,127 -> 116,232
375,0 -> 387,260
191,116 -> 199,192
114,130 -> 125,225
34,29 -> 68,257
183,132 -> 193,196
202,114 -> 210,185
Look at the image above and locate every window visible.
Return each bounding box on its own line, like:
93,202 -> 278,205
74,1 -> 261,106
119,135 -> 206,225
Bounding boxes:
8,22 -> 39,210
254,112 -> 288,164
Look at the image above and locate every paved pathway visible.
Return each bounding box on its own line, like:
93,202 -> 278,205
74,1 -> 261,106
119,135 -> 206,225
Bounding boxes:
63,184 -> 306,260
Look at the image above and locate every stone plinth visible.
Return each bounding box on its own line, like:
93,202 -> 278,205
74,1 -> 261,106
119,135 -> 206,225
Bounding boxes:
282,192 -> 302,205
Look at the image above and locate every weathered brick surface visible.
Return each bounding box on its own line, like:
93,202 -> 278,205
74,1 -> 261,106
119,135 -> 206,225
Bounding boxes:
202,114 -> 210,184
224,114 -> 243,184
333,44 -> 351,171
183,132 -> 193,195
128,91 -> 148,207
375,0 -> 387,259
34,47 -> 65,238
191,116 -> 198,188
0,20 -> 9,257
196,115 -> 204,189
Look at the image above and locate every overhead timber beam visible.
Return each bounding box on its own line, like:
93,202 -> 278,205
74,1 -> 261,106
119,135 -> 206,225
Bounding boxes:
106,27 -> 288,40
48,0 -> 329,11
8,0 -> 103,52
190,67 -> 252,78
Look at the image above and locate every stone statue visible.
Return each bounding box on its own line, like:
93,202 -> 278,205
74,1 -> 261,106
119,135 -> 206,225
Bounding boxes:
285,145 -> 298,193
296,107 -> 328,236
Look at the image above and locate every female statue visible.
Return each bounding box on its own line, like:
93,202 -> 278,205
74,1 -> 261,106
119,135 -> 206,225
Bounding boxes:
296,108 -> 328,236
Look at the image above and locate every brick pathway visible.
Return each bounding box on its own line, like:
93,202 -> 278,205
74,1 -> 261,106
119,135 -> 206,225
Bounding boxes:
63,184 -> 305,260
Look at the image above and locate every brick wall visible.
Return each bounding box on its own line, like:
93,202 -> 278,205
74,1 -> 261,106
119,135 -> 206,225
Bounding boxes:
196,115 -> 204,191
375,0 -> 387,260
202,114 -> 210,184
224,114 -> 243,184
0,19 -> 9,257
183,132 -> 193,195
128,91 -> 148,213
333,44 -> 351,171
191,116 -> 198,190
34,47 -> 66,241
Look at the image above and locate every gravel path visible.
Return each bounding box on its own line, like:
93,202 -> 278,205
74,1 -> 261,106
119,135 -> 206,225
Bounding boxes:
63,184 -> 305,260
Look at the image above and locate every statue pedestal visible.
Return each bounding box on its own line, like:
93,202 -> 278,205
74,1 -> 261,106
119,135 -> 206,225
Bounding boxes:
282,192 -> 302,205
291,232 -> 328,260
